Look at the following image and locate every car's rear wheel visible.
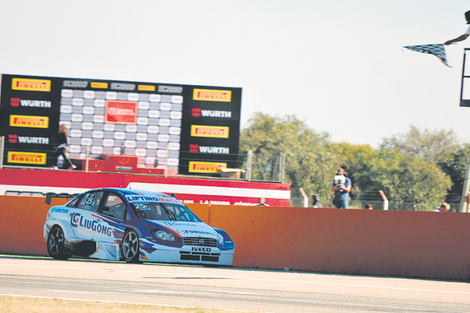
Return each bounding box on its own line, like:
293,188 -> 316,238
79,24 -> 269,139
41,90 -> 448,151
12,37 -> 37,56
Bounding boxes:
121,229 -> 141,263
47,225 -> 71,260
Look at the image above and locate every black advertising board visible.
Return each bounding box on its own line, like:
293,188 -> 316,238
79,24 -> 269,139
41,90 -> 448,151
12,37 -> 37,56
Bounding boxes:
179,87 -> 242,175
0,75 -> 62,168
0,74 -> 242,175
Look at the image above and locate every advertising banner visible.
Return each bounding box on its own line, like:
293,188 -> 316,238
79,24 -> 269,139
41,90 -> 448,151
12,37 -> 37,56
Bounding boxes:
0,74 -> 242,175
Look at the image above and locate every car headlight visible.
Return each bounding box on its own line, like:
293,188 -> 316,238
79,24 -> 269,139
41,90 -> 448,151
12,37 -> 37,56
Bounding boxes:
217,232 -> 224,246
152,229 -> 176,241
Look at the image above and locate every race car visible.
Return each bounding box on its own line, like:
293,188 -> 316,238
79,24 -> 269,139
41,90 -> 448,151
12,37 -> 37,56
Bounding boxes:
43,188 -> 235,266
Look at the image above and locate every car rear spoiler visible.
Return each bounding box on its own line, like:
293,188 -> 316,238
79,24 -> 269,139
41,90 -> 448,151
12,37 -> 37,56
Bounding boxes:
45,192 -> 79,205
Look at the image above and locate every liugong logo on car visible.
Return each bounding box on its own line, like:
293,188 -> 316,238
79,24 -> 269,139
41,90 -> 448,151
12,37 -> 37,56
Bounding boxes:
70,213 -> 113,236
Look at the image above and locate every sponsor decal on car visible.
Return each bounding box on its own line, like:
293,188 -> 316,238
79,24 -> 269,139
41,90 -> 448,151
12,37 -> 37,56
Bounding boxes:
125,195 -> 179,203
159,221 -> 215,236
51,207 -> 70,214
70,212 -> 114,236
191,247 -> 212,252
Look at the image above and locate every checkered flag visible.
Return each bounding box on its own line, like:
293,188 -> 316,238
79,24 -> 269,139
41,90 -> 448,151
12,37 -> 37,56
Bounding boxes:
403,44 -> 450,67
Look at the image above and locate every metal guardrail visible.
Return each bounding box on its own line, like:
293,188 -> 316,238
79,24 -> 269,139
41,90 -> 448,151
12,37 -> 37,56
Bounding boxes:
0,139 -> 287,184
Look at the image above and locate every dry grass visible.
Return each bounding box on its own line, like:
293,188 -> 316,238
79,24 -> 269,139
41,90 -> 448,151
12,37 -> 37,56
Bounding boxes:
0,296 -> 251,313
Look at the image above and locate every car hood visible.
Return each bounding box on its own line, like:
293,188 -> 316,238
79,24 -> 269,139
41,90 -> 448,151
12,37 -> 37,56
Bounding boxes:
152,220 -> 218,238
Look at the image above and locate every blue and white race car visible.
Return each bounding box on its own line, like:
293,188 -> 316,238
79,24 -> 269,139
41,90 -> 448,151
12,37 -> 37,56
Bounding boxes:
43,188 -> 235,266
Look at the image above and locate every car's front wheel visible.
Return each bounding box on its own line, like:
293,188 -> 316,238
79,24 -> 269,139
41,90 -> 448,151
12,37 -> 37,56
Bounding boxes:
121,229 -> 141,263
47,225 -> 71,260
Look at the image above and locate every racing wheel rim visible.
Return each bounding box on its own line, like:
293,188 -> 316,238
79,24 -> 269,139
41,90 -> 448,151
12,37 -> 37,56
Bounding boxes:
47,226 -> 69,260
121,230 -> 140,263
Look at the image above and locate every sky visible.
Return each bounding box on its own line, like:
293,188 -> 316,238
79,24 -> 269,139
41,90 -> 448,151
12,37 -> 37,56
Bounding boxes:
1,0 -> 470,147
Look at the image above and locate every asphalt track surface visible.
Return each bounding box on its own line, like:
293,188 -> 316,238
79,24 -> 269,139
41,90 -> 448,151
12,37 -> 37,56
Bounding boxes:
1,255 -> 470,313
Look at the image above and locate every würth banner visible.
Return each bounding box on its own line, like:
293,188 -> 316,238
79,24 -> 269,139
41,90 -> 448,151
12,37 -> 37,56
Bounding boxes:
0,74 -> 242,175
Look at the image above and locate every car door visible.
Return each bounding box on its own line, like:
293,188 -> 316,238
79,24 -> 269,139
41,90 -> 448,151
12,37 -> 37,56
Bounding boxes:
94,191 -> 128,243
70,190 -> 105,240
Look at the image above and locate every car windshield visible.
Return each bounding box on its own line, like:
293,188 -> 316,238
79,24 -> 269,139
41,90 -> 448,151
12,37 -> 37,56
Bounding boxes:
131,202 -> 201,222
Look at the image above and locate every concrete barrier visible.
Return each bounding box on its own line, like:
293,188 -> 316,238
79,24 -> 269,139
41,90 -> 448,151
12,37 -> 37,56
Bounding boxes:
1,196 -> 469,281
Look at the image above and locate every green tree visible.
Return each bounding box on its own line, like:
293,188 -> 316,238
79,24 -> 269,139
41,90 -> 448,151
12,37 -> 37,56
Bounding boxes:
240,115 -> 455,209
437,144 -> 470,207
386,154 -> 452,211
240,113 -> 336,206
380,125 -> 459,164
344,145 -> 394,204
353,148 -> 452,211
380,125 -> 461,209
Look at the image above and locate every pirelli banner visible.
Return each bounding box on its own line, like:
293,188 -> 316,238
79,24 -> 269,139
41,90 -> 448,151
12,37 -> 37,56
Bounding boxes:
0,74 -> 242,175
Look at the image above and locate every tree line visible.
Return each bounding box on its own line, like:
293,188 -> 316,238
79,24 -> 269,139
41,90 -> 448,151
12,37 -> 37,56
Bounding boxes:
239,113 -> 470,211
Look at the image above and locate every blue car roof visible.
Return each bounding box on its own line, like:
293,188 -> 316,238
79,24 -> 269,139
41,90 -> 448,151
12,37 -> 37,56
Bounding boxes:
91,187 -> 175,199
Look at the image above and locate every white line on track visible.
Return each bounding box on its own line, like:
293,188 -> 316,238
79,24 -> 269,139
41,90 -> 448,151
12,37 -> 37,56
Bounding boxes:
46,289 -> 117,294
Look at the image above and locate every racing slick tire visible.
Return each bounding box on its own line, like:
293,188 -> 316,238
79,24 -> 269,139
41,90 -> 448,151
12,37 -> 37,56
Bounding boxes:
121,229 -> 141,263
47,225 -> 72,260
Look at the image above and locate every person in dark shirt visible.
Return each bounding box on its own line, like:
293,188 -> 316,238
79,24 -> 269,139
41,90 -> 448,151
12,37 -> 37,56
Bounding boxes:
50,124 -> 76,170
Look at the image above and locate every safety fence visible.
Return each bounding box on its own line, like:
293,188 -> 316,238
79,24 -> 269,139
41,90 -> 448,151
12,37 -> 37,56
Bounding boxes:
0,137 -> 287,183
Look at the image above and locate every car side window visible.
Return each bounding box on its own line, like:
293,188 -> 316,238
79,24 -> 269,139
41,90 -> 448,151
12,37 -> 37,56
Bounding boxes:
67,195 -> 81,207
102,193 -> 126,220
77,191 -> 104,212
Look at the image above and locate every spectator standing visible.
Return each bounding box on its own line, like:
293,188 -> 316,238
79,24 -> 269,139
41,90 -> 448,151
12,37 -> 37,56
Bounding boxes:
445,10 -> 470,45
311,194 -> 322,208
365,204 -> 373,210
50,124 -> 76,170
331,168 -> 351,209
257,197 -> 269,206
434,202 -> 450,212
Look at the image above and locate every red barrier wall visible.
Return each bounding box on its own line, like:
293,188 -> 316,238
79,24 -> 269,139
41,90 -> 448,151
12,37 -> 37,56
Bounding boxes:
1,196 -> 469,281
0,196 -> 64,255
193,205 -> 470,281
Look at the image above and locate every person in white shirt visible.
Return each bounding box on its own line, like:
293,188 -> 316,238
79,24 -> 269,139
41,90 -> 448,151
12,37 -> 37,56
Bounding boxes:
445,10 -> 470,45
